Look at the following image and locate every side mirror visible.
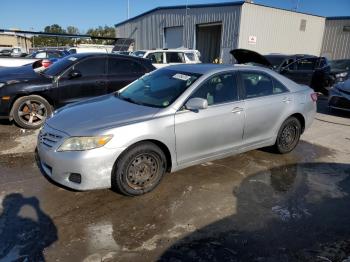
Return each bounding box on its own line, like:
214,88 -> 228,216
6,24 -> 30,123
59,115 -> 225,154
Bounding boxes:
185,98 -> 208,111
69,69 -> 82,79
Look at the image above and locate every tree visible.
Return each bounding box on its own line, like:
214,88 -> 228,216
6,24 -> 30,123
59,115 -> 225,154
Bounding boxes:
85,26 -> 115,44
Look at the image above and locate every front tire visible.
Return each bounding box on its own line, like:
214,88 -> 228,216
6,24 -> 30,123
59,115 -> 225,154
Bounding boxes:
274,117 -> 301,154
12,95 -> 52,129
112,142 -> 167,196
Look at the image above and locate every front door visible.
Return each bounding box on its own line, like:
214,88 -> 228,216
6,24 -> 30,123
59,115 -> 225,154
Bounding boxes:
57,56 -> 107,105
281,57 -> 317,86
175,72 -> 244,166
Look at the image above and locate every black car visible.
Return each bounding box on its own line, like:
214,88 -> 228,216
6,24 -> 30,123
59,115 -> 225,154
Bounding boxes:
329,59 -> 350,84
0,49 -> 12,57
231,49 -> 332,95
0,53 -> 155,129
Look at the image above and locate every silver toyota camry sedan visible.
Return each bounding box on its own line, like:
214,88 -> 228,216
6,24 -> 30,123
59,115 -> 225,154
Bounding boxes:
37,64 -> 317,196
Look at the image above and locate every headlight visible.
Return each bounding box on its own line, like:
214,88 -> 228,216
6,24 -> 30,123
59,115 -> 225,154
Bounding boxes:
336,72 -> 348,78
0,83 -> 5,88
58,135 -> 113,152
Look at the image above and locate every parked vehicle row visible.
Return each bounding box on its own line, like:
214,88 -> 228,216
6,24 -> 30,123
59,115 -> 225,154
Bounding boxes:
0,53 -> 155,128
231,49 -> 332,95
36,63 -> 317,195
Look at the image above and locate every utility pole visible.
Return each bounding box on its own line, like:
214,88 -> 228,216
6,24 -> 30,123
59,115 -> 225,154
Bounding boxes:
127,0 -> 130,19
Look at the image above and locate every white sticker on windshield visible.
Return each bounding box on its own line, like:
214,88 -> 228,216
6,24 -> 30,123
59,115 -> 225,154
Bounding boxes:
68,57 -> 78,61
172,73 -> 191,81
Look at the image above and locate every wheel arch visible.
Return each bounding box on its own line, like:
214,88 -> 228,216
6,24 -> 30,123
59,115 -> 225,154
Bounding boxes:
113,139 -> 173,173
289,113 -> 305,134
9,93 -> 54,119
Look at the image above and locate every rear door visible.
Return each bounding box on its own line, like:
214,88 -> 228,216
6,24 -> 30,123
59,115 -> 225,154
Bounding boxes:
106,57 -> 148,93
57,56 -> 107,105
239,70 -> 291,146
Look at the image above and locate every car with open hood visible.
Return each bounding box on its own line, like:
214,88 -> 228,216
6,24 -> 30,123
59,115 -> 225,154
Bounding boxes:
0,53 -> 155,129
37,63 -> 317,196
329,78 -> 350,112
231,49 -> 332,95
329,59 -> 350,84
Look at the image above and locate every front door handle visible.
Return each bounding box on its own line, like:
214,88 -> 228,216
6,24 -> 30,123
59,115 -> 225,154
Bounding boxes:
232,107 -> 244,113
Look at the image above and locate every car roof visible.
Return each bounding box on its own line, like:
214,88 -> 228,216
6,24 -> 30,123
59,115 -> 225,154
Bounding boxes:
66,52 -> 150,61
164,63 -> 234,74
137,49 -> 198,53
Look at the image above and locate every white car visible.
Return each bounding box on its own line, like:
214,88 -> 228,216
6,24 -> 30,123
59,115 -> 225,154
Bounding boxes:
132,49 -> 201,68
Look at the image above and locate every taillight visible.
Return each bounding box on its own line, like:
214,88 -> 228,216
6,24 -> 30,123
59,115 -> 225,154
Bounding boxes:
41,59 -> 52,68
310,93 -> 318,102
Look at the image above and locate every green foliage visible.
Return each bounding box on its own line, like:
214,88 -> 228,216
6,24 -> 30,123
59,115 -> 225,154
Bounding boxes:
32,24 -> 115,47
85,26 -> 116,44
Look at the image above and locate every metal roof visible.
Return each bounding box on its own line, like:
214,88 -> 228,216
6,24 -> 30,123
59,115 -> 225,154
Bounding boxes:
115,1 -> 245,27
114,1 -> 329,28
327,16 -> 350,20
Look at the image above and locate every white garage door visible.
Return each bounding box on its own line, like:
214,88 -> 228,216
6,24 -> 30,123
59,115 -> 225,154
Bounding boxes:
164,26 -> 183,48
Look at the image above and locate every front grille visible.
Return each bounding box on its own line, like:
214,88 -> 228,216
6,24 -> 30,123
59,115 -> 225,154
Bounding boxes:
39,129 -> 63,148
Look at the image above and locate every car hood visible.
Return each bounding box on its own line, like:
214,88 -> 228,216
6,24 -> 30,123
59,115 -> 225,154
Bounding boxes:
0,64 -> 42,82
46,94 -> 161,136
230,49 -> 272,67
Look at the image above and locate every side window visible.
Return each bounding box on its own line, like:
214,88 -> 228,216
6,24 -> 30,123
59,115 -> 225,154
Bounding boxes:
108,58 -> 146,74
74,57 -> 106,76
190,73 -> 237,106
273,78 -> 289,94
317,58 -> 327,69
166,52 -> 185,63
47,52 -> 61,59
146,52 -> 164,64
35,52 -> 47,59
185,52 -> 196,61
241,72 -> 273,99
296,58 -> 317,70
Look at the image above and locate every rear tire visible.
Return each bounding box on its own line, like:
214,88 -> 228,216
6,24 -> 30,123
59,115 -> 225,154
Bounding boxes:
274,117 -> 301,154
12,95 -> 52,129
112,142 -> 167,196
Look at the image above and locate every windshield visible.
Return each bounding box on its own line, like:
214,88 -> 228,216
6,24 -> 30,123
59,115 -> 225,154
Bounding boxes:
118,69 -> 202,108
329,60 -> 350,71
132,51 -> 146,58
42,55 -> 79,76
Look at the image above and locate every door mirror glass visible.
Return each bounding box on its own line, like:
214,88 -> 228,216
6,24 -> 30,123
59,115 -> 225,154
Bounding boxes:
69,69 -> 82,79
185,98 -> 208,111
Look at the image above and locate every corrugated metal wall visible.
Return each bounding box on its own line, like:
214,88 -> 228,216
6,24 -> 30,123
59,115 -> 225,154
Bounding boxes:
321,19 -> 350,60
238,3 -> 325,56
115,5 -> 242,63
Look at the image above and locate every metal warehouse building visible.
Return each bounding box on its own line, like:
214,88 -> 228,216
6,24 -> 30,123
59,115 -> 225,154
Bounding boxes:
321,17 -> 350,60
115,1 -> 326,63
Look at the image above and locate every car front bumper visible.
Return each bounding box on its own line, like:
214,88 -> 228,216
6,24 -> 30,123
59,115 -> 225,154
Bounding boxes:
36,124 -> 125,191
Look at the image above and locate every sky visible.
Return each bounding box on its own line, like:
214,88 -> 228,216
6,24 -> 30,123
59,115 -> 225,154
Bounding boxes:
0,0 -> 349,32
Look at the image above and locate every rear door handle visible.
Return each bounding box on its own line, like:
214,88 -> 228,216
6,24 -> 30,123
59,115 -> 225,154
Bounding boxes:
232,107 -> 244,113
282,97 -> 292,103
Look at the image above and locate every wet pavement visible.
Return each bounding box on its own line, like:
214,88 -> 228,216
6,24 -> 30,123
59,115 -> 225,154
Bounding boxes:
0,98 -> 349,262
